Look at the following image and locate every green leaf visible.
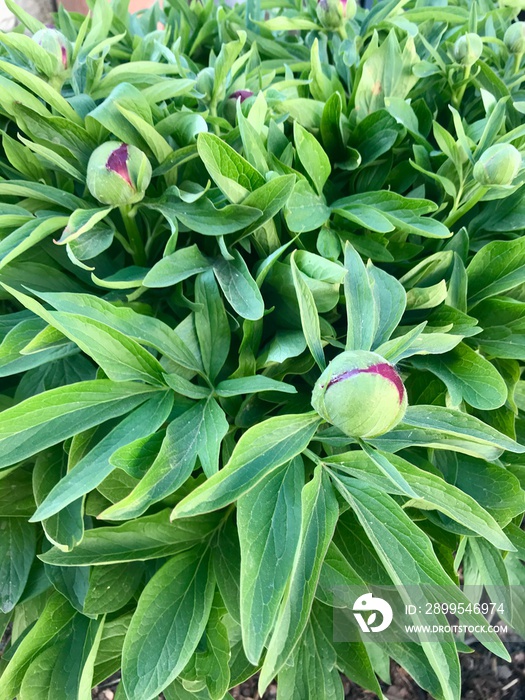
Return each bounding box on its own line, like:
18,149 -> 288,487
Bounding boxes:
333,191 -> 450,239
291,250 -> 325,371
33,447 -> 84,551
213,249 -> 264,321
293,122 -> 331,196
368,264 -> 407,348
467,237 -> 525,307
259,467 -> 339,690
122,547 -> 216,700
143,245 -> 210,288
411,343 -> 508,410
372,405 -> 525,460
215,375 -> 296,397
148,198 -> 262,236
197,132 -> 265,203
0,518 -> 35,612
195,270 -> 230,382
343,242 -> 377,352
284,180 -> 331,233
100,401 -> 207,520
172,412 -> 321,518
0,592 -> 76,699
198,399 -> 229,478
30,392 -> 173,522
0,380 -> 158,470
0,216 -> 68,270
39,510 -> 220,566
2,285 -> 167,386
83,562 -> 144,615
328,451 -> 514,551
238,458 -> 304,664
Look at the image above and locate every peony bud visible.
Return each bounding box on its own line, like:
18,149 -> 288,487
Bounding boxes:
311,350 -> 407,438
316,0 -> 344,31
86,142 -> 152,207
32,28 -> 71,72
453,33 -> 483,66
504,22 -> 525,55
229,90 -> 254,102
473,143 -> 522,187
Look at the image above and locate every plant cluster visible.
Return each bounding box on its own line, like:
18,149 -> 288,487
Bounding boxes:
0,0 -> 525,699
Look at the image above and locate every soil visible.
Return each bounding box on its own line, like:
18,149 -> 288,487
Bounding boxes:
91,637 -> 525,700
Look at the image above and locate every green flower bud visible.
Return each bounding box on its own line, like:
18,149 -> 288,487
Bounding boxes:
473,143 -> 522,187
311,350 -> 407,438
86,142 -> 152,206
504,22 -> 525,55
316,0 -> 344,31
32,28 -> 71,73
453,33 -> 483,66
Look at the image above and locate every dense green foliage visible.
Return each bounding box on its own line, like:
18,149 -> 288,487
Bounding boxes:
0,0 -> 525,698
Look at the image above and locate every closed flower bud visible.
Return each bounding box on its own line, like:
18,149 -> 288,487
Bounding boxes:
504,22 -> 525,55
86,142 -> 152,206
453,33 -> 483,66
311,350 -> 407,438
316,0 -> 344,31
32,28 -> 71,72
473,143 -> 522,187
229,90 -> 254,102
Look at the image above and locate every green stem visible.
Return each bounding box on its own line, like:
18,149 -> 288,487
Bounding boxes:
514,51 -> 523,75
120,206 -> 146,267
453,64 -> 471,108
444,186 -> 487,228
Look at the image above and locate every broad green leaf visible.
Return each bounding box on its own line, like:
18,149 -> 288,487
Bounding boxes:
39,510 -> 220,566
331,479 -> 505,700
284,180 -> 331,233
291,251 -> 325,370
372,405 -> 525,460
0,380 -> 158,470
172,412 -> 321,518
143,245 -> 210,288
30,392 -> 173,521
213,250 -> 264,321
197,132 -> 265,203
259,468 -> 339,690
368,263 -> 407,347
467,237 -> 525,306
0,593 -> 76,699
92,613 -> 132,687
33,446 -> 84,551
100,401 -> 207,520
238,459 -> 304,664
0,518 -> 36,613
0,217 -> 68,270
344,242 -> 377,352
214,375 -> 296,397
198,399 -> 229,477
468,539 -> 512,616
148,198 -> 262,236
293,122 -> 331,196
122,547 -> 215,700
31,290 -> 201,372
327,451 -> 514,551
411,343 -> 507,410
83,563 -> 144,615
195,270 -> 230,382
2,286 -> 166,386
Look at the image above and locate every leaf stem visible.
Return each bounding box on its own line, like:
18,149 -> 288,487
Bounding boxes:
120,205 -> 146,266
444,186 -> 487,228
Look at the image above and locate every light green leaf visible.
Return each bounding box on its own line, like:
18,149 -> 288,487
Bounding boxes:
344,242 -> 377,352
238,459 -> 304,664
213,249 -> 264,321
122,547 -> 215,700
293,122 -> 331,195
172,412 -> 321,518
291,250 -> 325,370
259,467 -> 339,690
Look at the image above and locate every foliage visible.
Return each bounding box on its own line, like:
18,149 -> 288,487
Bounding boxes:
0,0 -> 525,698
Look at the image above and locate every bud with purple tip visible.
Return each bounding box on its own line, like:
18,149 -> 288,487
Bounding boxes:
312,350 -> 407,438
32,28 -> 71,73
316,0 -> 355,31
86,142 -> 152,207
229,90 -> 254,102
